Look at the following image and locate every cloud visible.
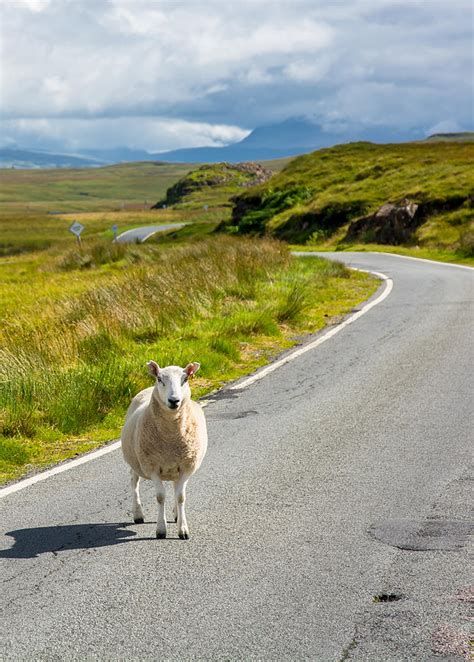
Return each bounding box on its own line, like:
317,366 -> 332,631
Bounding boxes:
425,120 -> 466,136
0,117 -> 250,152
0,0 -> 471,150
14,0 -> 51,12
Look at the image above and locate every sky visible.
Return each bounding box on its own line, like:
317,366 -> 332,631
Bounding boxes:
0,0 -> 472,153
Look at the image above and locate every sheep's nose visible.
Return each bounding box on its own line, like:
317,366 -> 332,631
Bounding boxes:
168,397 -> 180,409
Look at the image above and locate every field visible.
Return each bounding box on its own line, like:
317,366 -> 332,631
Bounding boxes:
0,156 -> 378,484
0,157 -> 291,256
0,162 -> 193,213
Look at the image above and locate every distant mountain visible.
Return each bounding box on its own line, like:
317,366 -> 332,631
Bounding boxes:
0,147 -> 105,169
6,119 -> 471,170
152,118 -> 421,163
79,146 -> 155,163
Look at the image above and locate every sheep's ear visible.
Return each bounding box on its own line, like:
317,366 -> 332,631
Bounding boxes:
147,360 -> 160,377
185,362 -> 200,377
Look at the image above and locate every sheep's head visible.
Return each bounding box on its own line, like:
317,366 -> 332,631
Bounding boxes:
147,361 -> 200,410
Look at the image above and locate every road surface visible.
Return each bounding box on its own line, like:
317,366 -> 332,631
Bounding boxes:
115,223 -> 187,243
1,252 -> 472,660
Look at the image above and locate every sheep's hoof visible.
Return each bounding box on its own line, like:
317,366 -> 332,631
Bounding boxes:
156,530 -> 167,539
133,517 -> 144,524
179,531 -> 190,540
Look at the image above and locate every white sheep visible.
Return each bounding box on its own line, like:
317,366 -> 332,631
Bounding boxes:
121,361 -> 207,539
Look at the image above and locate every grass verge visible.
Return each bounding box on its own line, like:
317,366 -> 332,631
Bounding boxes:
0,236 -> 378,484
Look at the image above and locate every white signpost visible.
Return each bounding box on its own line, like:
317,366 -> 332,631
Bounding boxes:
69,220 -> 84,247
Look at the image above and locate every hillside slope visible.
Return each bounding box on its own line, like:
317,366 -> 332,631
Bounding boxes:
153,162 -> 273,208
225,141 -> 474,256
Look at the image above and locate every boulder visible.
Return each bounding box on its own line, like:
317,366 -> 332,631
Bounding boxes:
345,198 -> 421,244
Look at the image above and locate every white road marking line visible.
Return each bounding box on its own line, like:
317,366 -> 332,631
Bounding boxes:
0,442 -> 121,498
373,251 -> 474,271
295,250 -> 473,271
229,270 -> 392,391
0,266 -> 392,499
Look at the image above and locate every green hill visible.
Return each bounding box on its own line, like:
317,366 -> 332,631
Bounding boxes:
224,141 -> 474,256
425,132 -> 474,143
154,162 -> 274,208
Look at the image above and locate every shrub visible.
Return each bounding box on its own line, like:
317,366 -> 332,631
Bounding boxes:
458,230 -> 474,257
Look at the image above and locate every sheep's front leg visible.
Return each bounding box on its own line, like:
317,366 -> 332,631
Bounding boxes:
174,474 -> 190,540
151,474 -> 167,539
131,470 -> 145,523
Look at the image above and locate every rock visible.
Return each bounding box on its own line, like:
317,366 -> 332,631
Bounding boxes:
345,198 -> 421,244
152,162 -> 273,207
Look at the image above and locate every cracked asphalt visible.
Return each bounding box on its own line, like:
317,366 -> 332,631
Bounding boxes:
1,252 -> 472,660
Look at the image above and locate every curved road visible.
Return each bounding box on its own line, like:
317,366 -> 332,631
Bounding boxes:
1,253 -> 472,660
116,223 -> 187,243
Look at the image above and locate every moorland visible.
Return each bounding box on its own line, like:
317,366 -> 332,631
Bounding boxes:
1,137 -> 472,483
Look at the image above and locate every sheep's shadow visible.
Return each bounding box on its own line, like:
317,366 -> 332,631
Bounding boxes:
0,522 -> 156,559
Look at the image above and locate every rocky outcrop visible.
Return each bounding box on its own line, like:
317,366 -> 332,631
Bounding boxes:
345,198 -> 422,244
345,195 -> 469,245
153,162 -> 273,207
230,162 -> 273,185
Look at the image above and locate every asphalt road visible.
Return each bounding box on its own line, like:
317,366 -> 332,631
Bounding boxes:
1,253 -> 472,661
115,223 -> 187,243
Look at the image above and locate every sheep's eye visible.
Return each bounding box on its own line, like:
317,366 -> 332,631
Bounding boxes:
157,377 -> 163,385
181,376 -> 188,384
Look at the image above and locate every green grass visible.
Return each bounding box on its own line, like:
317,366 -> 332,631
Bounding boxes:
0,156 -> 292,214
224,141 -> 474,261
0,236 -> 377,483
0,161 -> 194,212
0,156 -> 292,256
0,208 -> 192,256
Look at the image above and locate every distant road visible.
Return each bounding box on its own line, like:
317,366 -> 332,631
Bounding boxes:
0,253 -> 472,660
116,223 -> 187,243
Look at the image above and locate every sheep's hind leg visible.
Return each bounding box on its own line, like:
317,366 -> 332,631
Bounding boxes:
131,470 -> 144,524
174,474 -> 190,540
152,474 -> 167,539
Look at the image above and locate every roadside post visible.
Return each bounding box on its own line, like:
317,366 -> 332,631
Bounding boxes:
112,224 -> 118,241
69,220 -> 84,248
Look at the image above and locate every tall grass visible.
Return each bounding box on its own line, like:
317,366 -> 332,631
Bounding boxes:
0,237 -> 288,442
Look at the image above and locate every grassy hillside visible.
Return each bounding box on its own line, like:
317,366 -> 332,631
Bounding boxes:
225,141 -> 474,259
156,162 -> 273,208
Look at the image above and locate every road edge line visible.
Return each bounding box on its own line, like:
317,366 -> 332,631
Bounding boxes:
295,249 -> 473,271
0,269 -> 392,499
229,269 -> 392,391
373,252 -> 473,271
